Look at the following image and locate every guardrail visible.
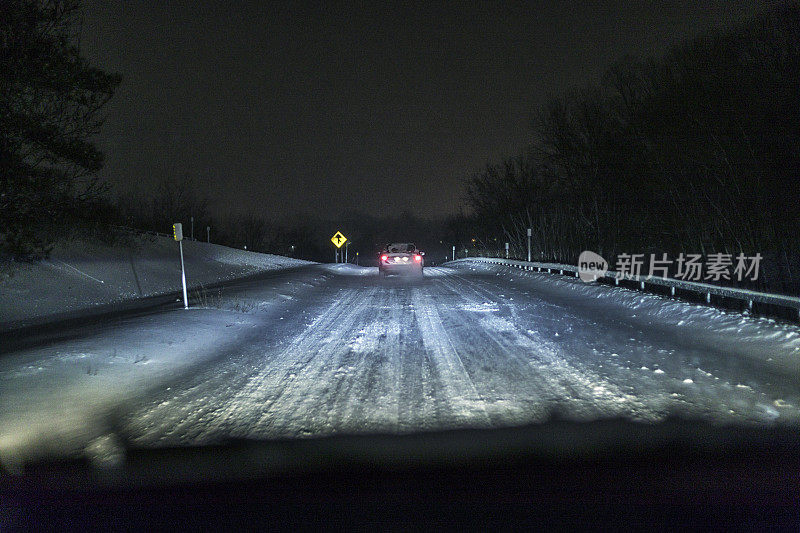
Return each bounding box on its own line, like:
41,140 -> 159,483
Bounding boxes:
449,257 -> 800,319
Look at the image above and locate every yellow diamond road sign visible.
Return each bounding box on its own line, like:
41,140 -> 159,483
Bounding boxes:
331,231 -> 347,248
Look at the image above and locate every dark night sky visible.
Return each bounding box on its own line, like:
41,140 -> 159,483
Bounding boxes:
80,1 -> 769,221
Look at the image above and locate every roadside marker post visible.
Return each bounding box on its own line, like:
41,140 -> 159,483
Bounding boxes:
527,228 -> 532,262
452,245 -> 455,261
505,242 -> 510,259
173,223 -> 189,309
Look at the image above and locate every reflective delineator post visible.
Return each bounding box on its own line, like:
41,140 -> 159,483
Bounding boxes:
173,223 -> 188,310
527,228 -> 532,262
452,245 -> 455,261
505,242 -> 509,259
179,241 -> 188,309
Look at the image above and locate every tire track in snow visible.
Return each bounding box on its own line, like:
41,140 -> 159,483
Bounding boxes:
444,269 -> 799,424
436,272 -> 657,422
248,285 -> 382,438
417,275 -> 563,425
122,265 -> 800,448
412,287 -> 492,426
129,287 -> 369,444
207,285 -> 375,440
332,290 -> 404,433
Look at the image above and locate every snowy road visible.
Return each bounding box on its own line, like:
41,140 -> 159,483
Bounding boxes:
2,262 -> 799,464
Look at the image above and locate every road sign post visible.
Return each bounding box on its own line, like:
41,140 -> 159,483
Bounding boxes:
527,228 -> 532,262
173,223 -> 188,309
331,231 -> 348,264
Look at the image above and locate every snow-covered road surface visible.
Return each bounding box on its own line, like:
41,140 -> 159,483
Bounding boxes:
2,263 -> 799,466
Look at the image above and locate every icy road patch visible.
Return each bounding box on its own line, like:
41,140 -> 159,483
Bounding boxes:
1,263 -> 799,468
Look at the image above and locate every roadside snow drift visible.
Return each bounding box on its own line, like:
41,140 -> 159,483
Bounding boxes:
0,235 -> 311,328
455,261 -> 800,377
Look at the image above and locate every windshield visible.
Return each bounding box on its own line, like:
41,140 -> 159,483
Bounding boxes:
1,1 -> 799,482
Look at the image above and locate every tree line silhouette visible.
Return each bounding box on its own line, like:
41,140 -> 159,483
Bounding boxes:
463,4 -> 800,293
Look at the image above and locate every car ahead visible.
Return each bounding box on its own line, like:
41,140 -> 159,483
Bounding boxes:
379,243 -> 424,278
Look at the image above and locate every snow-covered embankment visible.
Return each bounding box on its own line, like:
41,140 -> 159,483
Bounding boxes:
0,234 -> 312,329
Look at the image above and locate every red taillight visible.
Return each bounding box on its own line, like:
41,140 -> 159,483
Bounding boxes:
380,255 -> 388,262
414,255 -> 422,262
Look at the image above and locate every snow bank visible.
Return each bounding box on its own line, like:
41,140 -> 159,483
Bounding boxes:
0,308 -> 264,467
0,235 -> 312,329
0,264 -> 333,469
454,262 -> 800,376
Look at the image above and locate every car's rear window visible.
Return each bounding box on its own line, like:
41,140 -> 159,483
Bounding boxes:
388,244 -> 415,253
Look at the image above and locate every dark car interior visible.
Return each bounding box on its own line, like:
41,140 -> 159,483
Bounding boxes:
2,419 -> 798,530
